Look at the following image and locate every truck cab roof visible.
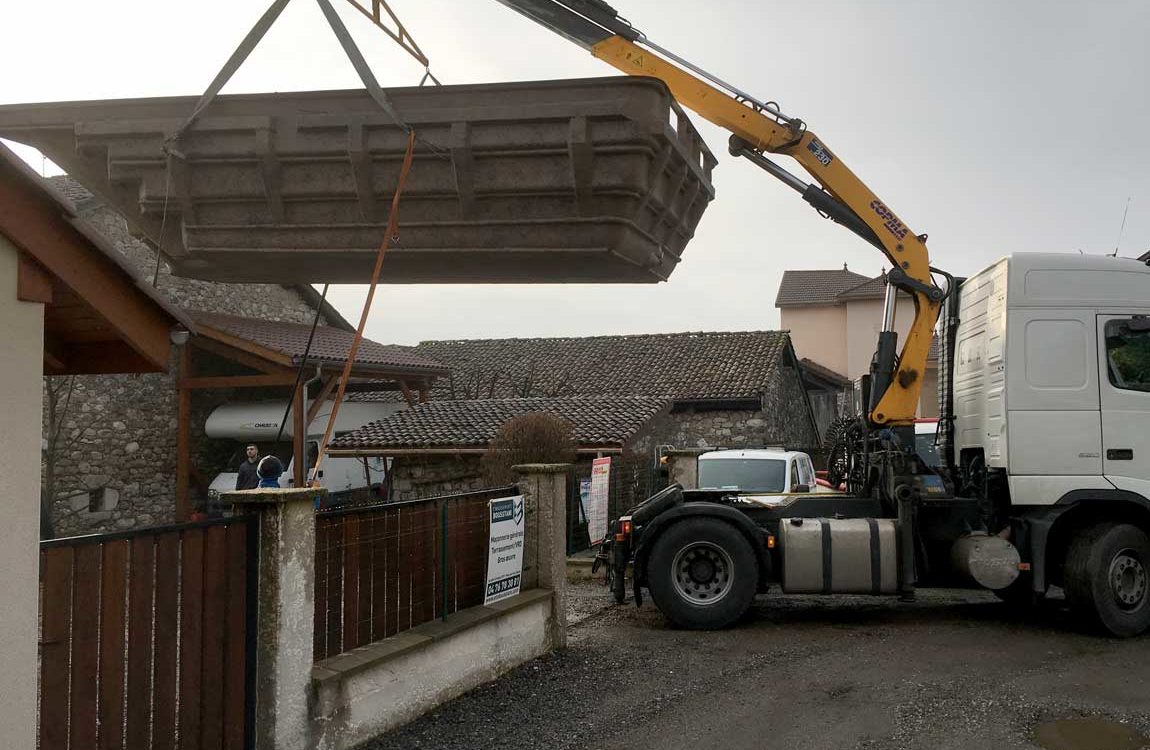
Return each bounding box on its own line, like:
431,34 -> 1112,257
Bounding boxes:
699,448 -> 807,462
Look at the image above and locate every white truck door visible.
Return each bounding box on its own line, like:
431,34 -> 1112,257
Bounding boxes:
1098,314 -> 1150,498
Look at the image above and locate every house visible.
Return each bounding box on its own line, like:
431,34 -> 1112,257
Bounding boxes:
329,396 -> 674,500
38,177 -> 448,536
367,330 -> 821,454
776,265 -> 939,422
0,143 -> 192,749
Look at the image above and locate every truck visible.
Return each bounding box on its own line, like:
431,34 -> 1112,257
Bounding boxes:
499,0 -> 1150,636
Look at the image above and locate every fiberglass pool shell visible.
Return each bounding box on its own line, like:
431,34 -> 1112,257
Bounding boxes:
0,77 -> 716,284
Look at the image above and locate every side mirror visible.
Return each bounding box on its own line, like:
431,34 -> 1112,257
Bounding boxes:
792,483 -> 811,493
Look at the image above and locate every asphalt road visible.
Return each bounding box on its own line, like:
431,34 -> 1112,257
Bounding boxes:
361,585 -> 1150,750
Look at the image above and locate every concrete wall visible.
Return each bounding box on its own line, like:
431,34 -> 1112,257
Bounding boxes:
311,592 -> 554,750
0,236 -> 44,749
781,305 -> 847,376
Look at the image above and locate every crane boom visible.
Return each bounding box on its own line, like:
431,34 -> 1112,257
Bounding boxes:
497,0 -> 944,426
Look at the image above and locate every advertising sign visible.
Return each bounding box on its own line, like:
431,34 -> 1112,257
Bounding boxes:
588,457 -> 612,545
484,495 -> 526,605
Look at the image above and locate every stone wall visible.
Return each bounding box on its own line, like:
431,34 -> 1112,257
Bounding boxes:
389,455 -> 489,502
42,184 -> 340,537
763,353 -> 822,453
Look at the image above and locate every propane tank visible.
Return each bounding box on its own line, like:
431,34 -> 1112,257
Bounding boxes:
950,533 -> 1021,591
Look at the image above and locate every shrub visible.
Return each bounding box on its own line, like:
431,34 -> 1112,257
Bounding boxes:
482,412 -> 576,485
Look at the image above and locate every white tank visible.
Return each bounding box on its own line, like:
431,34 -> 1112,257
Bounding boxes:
204,399 -> 403,441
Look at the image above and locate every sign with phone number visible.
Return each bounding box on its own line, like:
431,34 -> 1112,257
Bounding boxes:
484,495 -> 525,605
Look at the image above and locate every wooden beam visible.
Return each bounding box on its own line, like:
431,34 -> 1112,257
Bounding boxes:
0,176 -> 172,370
399,380 -> 416,407
178,373 -> 299,390
17,253 -> 52,303
176,347 -> 192,522
418,386 -> 429,404
306,376 -> 340,425
51,342 -> 163,375
193,326 -> 294,368
42,335 -> 68,373
190,336 -> 287,375
292,383 -> 306,488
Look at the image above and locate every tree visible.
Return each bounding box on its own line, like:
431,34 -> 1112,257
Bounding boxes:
481,412 -> 576,485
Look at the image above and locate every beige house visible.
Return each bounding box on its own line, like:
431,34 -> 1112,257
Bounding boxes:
776,266 -> 938,419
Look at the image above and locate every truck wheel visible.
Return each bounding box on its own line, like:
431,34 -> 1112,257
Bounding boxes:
646,518 -> 758,630
1064,522 -> 1150,638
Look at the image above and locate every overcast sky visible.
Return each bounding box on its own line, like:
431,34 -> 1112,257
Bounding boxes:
3,0 -> 1148,344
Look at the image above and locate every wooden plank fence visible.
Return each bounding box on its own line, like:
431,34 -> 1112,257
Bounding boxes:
313,486 -> 514,661
38,517 -> 257,750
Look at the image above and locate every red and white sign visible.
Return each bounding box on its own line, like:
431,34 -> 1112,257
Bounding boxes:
588,457 -> 612,545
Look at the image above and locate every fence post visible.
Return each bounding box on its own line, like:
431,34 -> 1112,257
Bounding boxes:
513,464 -> 569,649
664,449 -> 707,490
222,487 -> 326,750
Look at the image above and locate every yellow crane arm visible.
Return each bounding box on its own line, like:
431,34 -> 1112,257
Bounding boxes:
497,0 -> 943,425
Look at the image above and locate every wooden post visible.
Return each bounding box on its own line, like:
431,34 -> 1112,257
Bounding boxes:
293,382 -> 306,488
176,347 -> 192,521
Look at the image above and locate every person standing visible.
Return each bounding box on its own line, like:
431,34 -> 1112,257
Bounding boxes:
235,444 -> 261,490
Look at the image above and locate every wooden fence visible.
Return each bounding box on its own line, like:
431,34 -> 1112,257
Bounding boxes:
313,486 -> 516,661
39,517 -> 257,750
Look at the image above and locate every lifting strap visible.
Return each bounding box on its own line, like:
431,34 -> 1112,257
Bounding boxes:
169,0 -> 412,146
309,130 -> 418,486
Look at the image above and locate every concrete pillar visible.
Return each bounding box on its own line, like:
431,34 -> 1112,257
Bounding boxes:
664,449 -> 707,490
513,464 -> 569,649
0,238 -> 43,749
222,487 -> 326,750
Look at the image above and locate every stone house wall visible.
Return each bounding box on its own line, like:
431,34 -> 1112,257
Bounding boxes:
44,188 -> 341,537
389,455 -> 489,502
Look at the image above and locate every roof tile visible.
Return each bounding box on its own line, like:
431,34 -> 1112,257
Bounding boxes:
359,331 -> 791,402
192,311 -> 448,374
330,396 -> 672,451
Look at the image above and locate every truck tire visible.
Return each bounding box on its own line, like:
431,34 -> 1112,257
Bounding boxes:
646,517 -> 758,630
1064,522 -> 1150,638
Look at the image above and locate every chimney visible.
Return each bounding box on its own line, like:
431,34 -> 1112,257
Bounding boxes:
842,262 -> 848,271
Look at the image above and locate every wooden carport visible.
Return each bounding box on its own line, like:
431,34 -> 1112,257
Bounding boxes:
177,311 -> 449,519
0,142 -> 191,749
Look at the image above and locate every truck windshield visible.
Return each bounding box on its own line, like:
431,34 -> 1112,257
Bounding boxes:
698,458 -> 787,492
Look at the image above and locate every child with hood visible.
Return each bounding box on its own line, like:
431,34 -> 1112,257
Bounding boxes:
256,455 -> 285,489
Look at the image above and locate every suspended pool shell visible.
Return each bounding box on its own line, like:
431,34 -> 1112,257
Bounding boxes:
0,77 -> 716,284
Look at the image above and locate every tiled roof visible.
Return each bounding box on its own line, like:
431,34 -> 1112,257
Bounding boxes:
359,331 -> 792,402
799,358 -> 850,387
835,274 -> 889,301
330,396 -> 672,451
192,311 -> 448,375
775,268 -> 871,307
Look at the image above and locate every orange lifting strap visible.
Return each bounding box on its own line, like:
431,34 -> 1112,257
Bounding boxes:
309,130 -> 417,485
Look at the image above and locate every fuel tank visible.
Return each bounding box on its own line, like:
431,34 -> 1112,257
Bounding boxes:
779,517 -> 899,595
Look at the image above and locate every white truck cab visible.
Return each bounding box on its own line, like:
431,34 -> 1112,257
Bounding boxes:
953,253 -> 1150,507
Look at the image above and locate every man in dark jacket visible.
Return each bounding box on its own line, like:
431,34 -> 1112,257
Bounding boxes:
235,444 -> 261,490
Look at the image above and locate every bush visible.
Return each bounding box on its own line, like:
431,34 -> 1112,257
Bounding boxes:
482,412 -> 576,485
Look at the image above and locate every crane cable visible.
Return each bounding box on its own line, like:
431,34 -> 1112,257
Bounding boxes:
309,130 -> 418,488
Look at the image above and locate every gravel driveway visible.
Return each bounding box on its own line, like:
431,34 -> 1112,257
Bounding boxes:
359,585 -> 1150,750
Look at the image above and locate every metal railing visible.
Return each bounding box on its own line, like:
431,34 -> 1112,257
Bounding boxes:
312,485 -> 518,661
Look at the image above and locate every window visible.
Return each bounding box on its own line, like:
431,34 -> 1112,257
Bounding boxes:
1105,318 -> 1150,392
790,461 -> 800,491
698,459 -> 787,493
